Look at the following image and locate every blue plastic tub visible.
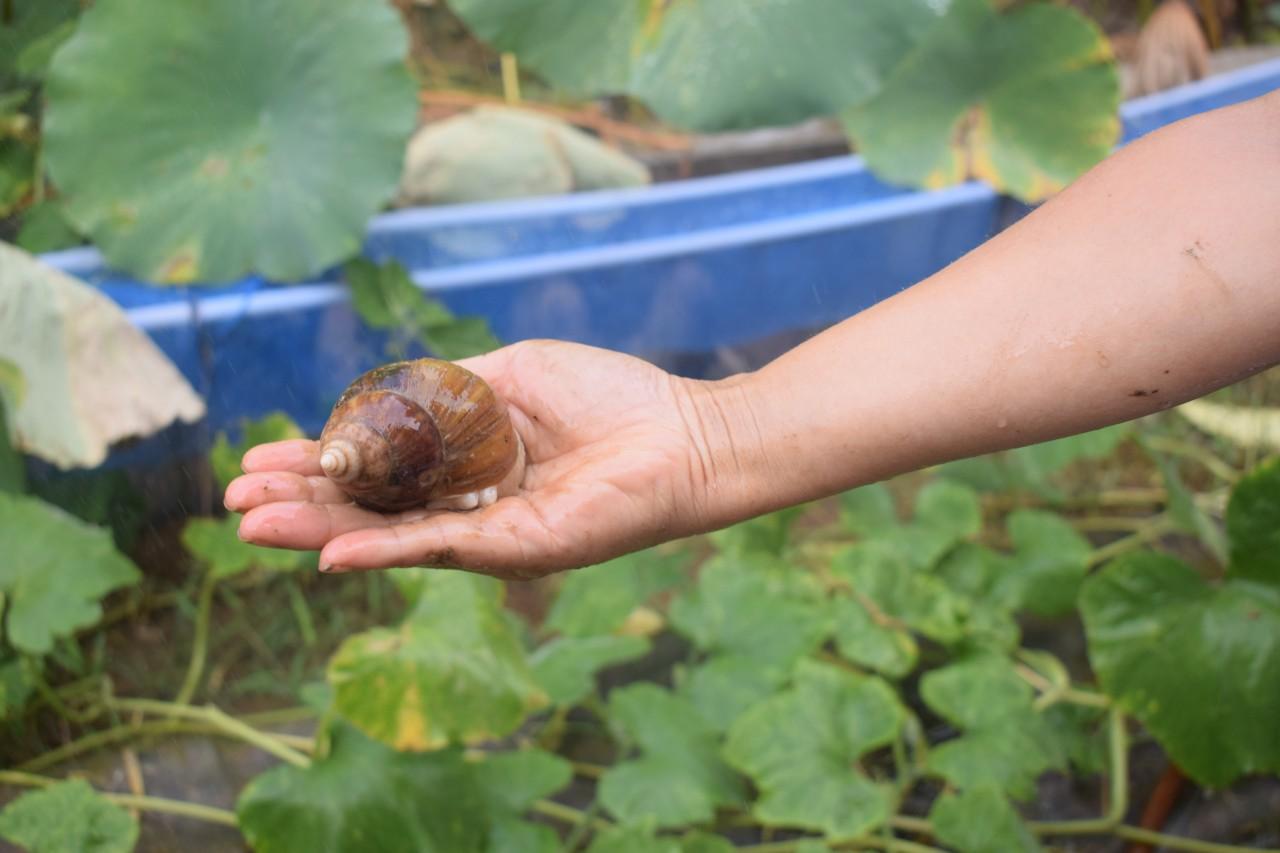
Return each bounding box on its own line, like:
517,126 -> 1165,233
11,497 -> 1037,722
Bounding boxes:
38,57 -> 1280,463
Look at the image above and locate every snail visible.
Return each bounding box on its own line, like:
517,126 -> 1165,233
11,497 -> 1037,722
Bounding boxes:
317,358 -> 526,513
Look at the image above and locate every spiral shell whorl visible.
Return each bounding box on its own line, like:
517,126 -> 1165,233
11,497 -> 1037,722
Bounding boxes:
319,438 -> 358,482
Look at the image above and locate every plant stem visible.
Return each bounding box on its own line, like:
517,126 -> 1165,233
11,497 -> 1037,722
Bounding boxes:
1086,518 -> 1177,569
174,572 -> 217,705
500,53 -> 521,104
107,698 -> 310,768
530,799 -> 611,831
1143,435 -> 1240,483
0,771 -> 238,827
1114,827 -> 1279,853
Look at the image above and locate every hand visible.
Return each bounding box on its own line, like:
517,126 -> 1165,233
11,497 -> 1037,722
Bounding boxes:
224,340 -> 733,580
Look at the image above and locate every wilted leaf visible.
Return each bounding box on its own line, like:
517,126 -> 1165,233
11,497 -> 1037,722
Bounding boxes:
599,684 -> 745,827
545,549 -> 687,638
0,492 -> 140,653
529,635 -> 649,706
238,723 -> 569,853
327,572 -> 547,751
723,660 -> 903,838
930,784 -> 1041,853
843,0 -> 1118,202
921,654 -> 1061,799
43,0 -> 417,283
1081,551 -> 1280,787
1176,399 -> 1280,451
398,106 -> 648,205
0,243 -> 205,468
0,779 -> 138,853
182,514 -> 313,578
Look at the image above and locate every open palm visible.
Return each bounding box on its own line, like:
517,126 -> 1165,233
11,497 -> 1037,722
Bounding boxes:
225,340 -> 715,579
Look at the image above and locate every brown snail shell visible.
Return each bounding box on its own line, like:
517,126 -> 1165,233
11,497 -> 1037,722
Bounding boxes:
318,358 -> 525,513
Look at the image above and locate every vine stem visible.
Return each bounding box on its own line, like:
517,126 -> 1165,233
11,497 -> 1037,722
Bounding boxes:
1086,517 -> 1178,569
0,771 -> 238,827
1143,435 -> 1240,483
530,799 -> 612,832
106,698 -> 310,768
174,571 -> 218,706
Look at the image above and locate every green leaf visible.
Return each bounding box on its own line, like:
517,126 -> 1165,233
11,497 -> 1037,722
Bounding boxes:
840,480 -> 981,570
345,259 -> 501,360
677,654 -> 791,733
584,827 -> 675,853
546,549 -> 687,638
327,571 -> 547,751
1000,510 -> 1092,616
831,542 -> 963,644
1081,551 -> 1280,787
238,722 -> 569,853
1226,457 -> 1280,583
1145,442 -> 1228,565
930,784 -> 1041,853
42,0 -> 417,284
209,412 -> 304,492
0,0 -> 80,84
0,779 -> 138,853
831,596 -> 918,679
939,425 -> 1129,499
599,684 -> 745,827
669,554 -> 828,669
529,634 -> 649,706
723,660 -> 903,838
933,544 -> 1022,650
708,505 -> 806,556
182,513 -> 313,578
842,0 -> 1119,203
0,135 -> 34,215
449,0 -> 941,132
16,199 -> 80,254
0,655 -> 32,717
0,492 -> 140,653
920,654 -> 1060,799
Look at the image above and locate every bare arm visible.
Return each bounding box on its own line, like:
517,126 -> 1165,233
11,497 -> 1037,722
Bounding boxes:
228,90 -> 1280,577
694,89 -> 1280,529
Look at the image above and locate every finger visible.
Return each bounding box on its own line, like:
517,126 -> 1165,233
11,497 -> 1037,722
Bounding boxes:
318,500 -> 564,579
241,440 -> 322,476
224,471 -> 351,512
238,500 -> 431,551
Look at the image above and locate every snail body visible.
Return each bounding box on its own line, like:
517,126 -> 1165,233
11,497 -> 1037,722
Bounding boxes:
318,359 -> 525,513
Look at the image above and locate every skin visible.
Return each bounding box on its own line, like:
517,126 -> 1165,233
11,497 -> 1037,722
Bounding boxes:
227,89 -> 1280,581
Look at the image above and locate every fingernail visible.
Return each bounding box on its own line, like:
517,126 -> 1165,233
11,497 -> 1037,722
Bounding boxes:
319,562 -> 343,573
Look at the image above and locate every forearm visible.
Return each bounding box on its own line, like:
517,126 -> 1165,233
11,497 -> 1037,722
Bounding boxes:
694,90 -> 1280,525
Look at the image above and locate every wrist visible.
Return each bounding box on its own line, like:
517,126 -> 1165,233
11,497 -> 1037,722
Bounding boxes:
673,372 -> 785,532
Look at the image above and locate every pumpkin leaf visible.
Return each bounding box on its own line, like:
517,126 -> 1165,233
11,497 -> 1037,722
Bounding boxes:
723,660 -> 903,838
0,492 -> 140,654
42,0 -> 417,283
842,0 -> 1119,202
0,779 -> 138,853
327,571 -> 547,751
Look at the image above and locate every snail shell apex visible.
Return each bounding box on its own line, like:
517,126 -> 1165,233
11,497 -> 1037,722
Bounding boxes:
318,359 -> 524,513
